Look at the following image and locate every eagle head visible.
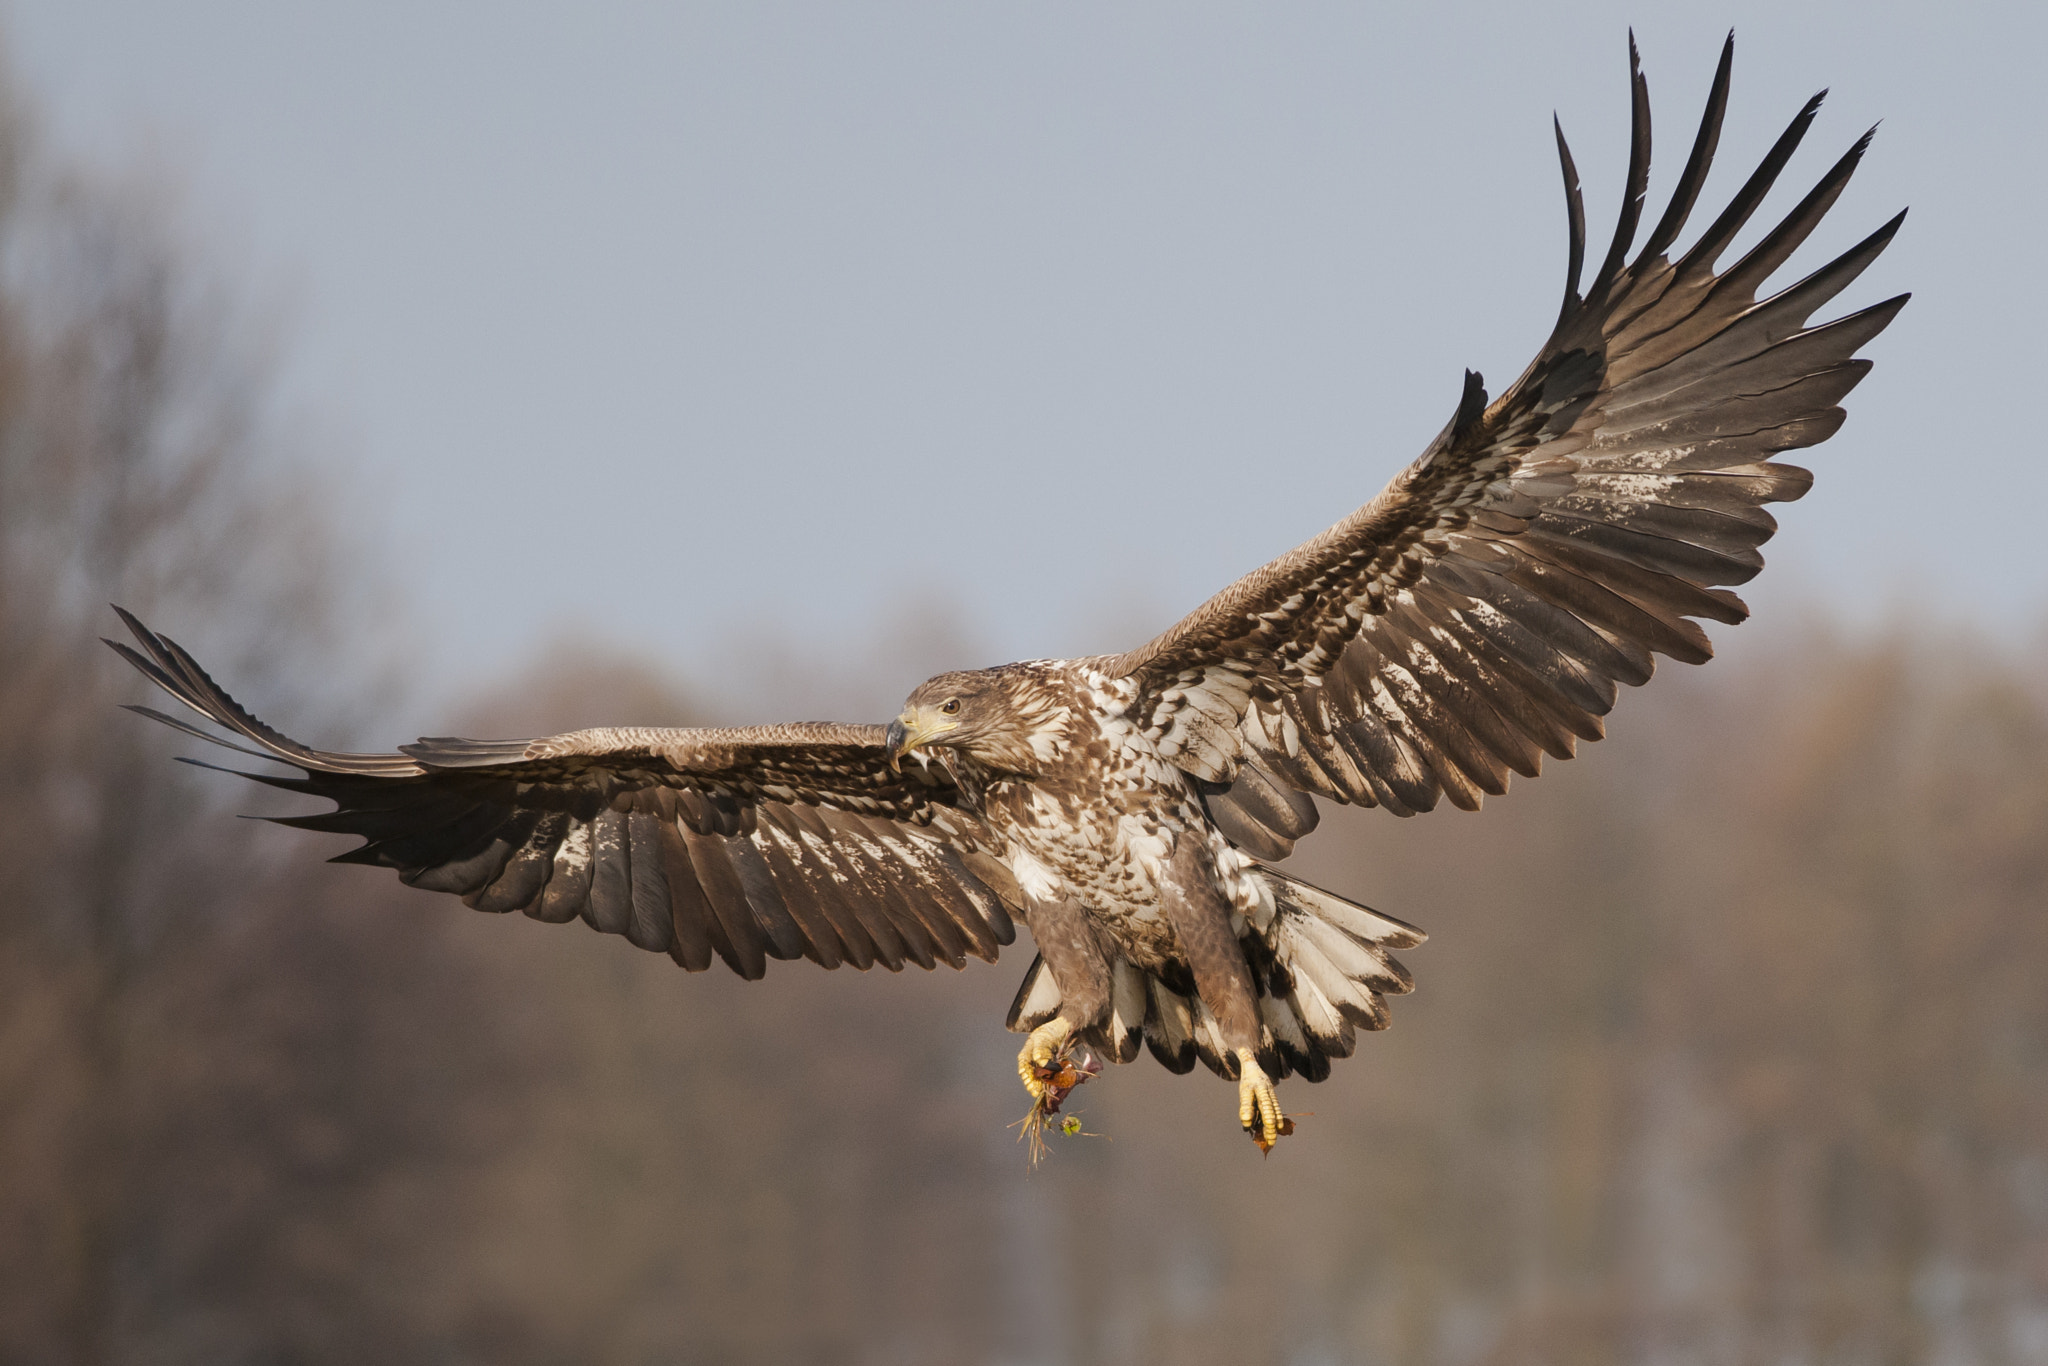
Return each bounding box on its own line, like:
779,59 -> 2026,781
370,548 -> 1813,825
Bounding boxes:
887,667 -> 1069,776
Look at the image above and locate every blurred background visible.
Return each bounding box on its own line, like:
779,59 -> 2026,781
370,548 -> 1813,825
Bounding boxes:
1,3 -> 2044,1363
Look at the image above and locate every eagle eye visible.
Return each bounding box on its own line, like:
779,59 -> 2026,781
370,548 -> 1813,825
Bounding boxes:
940,698 -> 961,716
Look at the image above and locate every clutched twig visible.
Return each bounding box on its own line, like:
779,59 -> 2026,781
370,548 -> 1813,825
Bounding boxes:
1012,1036 -> 1104,1166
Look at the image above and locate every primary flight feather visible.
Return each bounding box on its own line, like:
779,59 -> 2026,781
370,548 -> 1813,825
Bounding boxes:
112,36 -> 1905,1153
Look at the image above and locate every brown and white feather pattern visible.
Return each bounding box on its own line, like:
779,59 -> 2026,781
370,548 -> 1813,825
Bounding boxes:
978,662 -> 1420,1083
1112,35 -> 1905,815
110,38 -> 1901,1100
107,610 -> 1014,980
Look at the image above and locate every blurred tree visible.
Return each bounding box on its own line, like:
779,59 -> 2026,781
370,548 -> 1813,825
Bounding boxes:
0,55 -> 475,1362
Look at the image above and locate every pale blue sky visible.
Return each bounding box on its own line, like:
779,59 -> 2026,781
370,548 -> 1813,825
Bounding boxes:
6,2 -> 2035,710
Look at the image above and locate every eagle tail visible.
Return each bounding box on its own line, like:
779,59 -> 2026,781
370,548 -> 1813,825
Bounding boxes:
1004,955 -> 1151,1066
1245,867 -> 1426,1083
1006,949 -> 1210,1075
1003,869 -> 1424,1085
1005,953 -> 1063,1033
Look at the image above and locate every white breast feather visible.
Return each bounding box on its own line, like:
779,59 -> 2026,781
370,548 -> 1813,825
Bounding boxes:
1010,847 -> 1063,902
1116,814 -> 1171,884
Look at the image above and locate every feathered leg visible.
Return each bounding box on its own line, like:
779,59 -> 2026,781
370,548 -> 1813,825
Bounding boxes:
1014,895 -> 1110,1103
1161,839 -> 1294,1151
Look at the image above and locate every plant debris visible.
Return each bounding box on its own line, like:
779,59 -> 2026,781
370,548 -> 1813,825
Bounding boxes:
1013,1036 -> 1103,1166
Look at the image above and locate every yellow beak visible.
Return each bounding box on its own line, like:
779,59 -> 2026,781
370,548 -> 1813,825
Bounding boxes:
884,706 -> 956,772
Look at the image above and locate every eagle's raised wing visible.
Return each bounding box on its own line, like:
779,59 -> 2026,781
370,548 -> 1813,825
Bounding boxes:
1110,37 -> 1907,815
108,610 -> 1017,978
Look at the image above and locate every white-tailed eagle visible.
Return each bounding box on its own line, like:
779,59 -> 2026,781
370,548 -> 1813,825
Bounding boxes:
112,37 -> 1904,1152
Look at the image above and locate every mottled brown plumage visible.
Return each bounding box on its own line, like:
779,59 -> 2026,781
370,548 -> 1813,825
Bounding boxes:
111,35 -> 1904,1151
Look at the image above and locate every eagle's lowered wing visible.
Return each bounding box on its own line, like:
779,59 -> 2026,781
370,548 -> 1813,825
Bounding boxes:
1110,36 -> 1907,815
108,611 -> 1016,978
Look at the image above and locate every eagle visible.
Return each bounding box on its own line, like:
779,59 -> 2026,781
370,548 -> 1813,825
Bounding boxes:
112,36 -> 1903,1153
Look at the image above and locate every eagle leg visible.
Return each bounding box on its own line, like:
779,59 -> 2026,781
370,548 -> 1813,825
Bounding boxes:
1013,895 -> 1113,1105
1155,839 -> 1291,1150
1017,1016 -> 1076,1102
1236,1048 -> 1294,1154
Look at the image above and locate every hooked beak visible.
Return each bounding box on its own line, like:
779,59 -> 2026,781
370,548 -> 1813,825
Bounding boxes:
885,706 -> 954,772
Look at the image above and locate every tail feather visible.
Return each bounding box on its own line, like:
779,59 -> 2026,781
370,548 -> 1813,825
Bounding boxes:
1144,977 -> 1198,1074
1280,911 -> 1413,998
1099,959 -> 1145,1063
1265,871 -> 1426,949
1002,866 -> 1424,1086
1004,954 -> 1063,1032
1006,952 -> 1158,1068
1190,998 -> 1237,1079
1261,993 -> 1330,1083
1250,865 -> 1419,1080
1286,972 -> 1357,1062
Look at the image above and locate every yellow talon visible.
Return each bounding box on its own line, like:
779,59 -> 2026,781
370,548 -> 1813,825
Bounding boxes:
1018,1017 -> 1075,1100
1236,1049 -> 1293,1153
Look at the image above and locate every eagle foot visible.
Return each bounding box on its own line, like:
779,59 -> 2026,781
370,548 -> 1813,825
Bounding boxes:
1013,1018 -> 1102,1165
1017,1017 -> 1077,1103
1237,1050 -> 1294,1154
